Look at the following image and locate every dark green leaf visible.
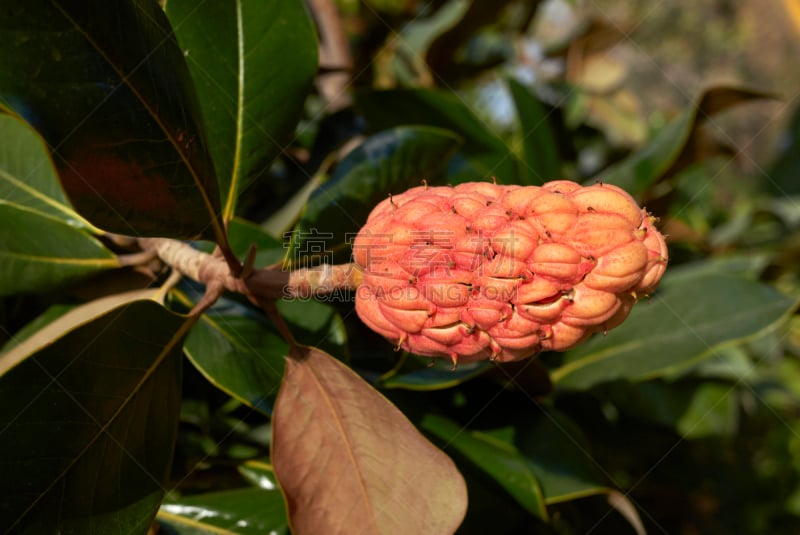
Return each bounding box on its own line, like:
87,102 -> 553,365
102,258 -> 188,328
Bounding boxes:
421,414 -> 548,519
600,87 -> 773,197
600,379 -> 739,439
290,126 -> 462,266
227,217 -> 286,269
165,0 -> 318,220
237,460 -> 280,491
0,296 -> 188,533
0,1 -> 224,240
159,487 -> 288,535
180,291 -> 288,416
354,89 -> 522,183
674,345 -> 758,382
507,78 -> 560,184
551,272 -> 798,390
0,304 -> 73,352
275,299 -> 350,360
661,254 -> 771,284
0,113 -> 119,295
381,358 -> 492,390
515,407 -> 609,503
423,407 -> 610,511
0,202 -> 119,296
0,113 -> 88,228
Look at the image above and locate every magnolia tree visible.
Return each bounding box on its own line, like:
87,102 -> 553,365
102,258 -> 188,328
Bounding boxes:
1,1 -> 798,534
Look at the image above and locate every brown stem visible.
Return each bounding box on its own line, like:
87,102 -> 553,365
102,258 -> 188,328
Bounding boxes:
136,237 -> 363,304
216,232 -> 243,278
138,238 -> 207,281
255,297 -> 298,348
283,263 -> 363,298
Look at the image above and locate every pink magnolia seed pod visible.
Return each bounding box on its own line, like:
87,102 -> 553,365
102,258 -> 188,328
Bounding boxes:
352,180 -> 668,366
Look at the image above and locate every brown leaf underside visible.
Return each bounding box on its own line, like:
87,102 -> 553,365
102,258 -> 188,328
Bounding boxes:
272,346 -> 467,535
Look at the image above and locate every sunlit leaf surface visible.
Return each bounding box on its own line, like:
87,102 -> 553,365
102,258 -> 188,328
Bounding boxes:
165,0 -> 318,220
551,270 -> 797,390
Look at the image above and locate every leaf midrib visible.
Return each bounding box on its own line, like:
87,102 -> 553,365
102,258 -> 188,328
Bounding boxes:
304,351 -> 380,533
0,250 -> 118,266
222,0 -> 245,221
0,168 -> 90,228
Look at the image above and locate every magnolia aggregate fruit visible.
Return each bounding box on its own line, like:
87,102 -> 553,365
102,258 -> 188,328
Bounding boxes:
353,180 -> 668,365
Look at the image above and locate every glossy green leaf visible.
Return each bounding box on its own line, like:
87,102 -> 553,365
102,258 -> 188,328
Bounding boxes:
159,487 -> 288,535
421,414 -> 548,519
600,87 -> 773,197
551,272 -> 798,390
272,346 -> 468,534
237,460 -> 280,491
165,0 -> 318,220
0,113 -> 119,295
515,408 -> 609,503
0,294 -> 189,533
354,89 -> 522,183
381,358 -> 492,390
600,379 -> 739,439
423,406 -> 612,511
674,345 -> 758,382
662,254 -> 771,284
0,113 -> 89,228
0,1 -> 224,241
507,78 -> 560,184
179,291 -> 288,416
0,202 -> 119,296
1,288 -> 171,365
290,126 -> 462,266
178,271 -> 350,415
275,299 -> 350,360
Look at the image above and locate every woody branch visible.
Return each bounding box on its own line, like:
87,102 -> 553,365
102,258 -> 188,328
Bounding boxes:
136,237 -> 362,305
